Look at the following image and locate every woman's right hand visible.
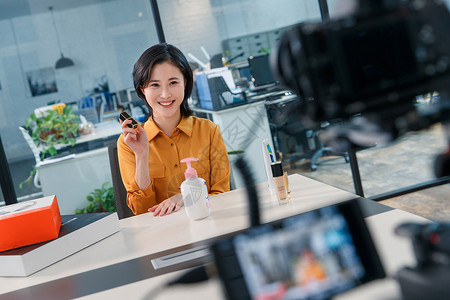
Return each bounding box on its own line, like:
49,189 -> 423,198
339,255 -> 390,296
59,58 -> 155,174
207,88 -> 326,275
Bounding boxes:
120,119 -> 148,155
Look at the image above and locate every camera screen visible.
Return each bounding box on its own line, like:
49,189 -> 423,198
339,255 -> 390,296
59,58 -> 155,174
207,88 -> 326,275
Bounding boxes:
233,206 -> 366,300
341,20 -> 418,96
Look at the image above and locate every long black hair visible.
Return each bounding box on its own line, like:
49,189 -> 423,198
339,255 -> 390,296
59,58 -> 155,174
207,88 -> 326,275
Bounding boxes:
133,43 -> 193,118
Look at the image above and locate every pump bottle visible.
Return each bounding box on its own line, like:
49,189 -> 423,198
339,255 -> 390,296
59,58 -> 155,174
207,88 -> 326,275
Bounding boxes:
180,157 -> 210,220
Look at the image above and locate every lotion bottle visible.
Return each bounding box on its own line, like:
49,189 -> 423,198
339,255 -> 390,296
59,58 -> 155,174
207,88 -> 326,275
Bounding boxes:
271,162 -> 289,205
180,157 -> 210,220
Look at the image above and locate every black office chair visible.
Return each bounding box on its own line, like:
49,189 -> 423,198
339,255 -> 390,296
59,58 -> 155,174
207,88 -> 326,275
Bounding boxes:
267,99 -> 348,171
108,142 -> 134,219
207,76 -> 247,109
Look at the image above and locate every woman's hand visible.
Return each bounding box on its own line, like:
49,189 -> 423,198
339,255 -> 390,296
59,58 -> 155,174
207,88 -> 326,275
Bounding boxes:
120,119 -> 148,155
148,194 -> 183,216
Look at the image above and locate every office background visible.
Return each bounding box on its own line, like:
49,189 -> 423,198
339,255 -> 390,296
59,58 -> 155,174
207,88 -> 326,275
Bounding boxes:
1,0 -> 449,220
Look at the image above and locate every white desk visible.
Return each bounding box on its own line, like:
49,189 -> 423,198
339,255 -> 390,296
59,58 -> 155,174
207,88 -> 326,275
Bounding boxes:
0,175 -> 428,299
74,120 -> 122,145
36,121 -> 122,214
37,148 -> 113,215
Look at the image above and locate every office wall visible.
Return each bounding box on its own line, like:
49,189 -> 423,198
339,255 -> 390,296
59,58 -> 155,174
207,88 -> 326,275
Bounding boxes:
0,0 -> 158,162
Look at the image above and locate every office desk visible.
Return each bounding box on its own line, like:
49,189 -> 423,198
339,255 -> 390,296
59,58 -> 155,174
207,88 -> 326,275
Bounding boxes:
63,120 -> 122,154
0,174 -> 428,299
36,121 -> 122,214
37,148 -> 113,214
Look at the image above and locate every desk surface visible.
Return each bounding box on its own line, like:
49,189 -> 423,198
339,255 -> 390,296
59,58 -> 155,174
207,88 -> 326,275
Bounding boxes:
51,120 -> 122,156
75,120 -> 122,145
0,174 -> 428,299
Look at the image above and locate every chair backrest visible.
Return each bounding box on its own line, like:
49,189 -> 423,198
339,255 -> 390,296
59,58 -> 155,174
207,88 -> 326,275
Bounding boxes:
208,76 -> 246,108
107,142 -> 134,219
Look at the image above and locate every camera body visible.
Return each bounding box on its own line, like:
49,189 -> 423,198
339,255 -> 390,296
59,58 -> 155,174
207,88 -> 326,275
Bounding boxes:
395,222 -> 450,300
272,0 -> 450,137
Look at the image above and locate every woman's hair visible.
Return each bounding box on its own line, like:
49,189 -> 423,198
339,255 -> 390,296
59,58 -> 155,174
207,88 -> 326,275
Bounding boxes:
133,43 -> 193,118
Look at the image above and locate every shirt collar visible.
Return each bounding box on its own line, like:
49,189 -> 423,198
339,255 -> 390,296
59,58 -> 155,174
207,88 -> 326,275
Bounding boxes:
144,116 -> 193,141
176,116 -> 193,137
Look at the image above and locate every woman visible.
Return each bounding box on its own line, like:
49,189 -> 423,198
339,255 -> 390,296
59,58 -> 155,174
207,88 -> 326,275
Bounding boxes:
118,43 -> 230,216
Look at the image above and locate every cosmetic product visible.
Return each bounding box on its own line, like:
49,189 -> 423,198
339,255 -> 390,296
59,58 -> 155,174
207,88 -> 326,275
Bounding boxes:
180,157 -> 210,220
119,111 -> 139,130
271,162 -> 289,205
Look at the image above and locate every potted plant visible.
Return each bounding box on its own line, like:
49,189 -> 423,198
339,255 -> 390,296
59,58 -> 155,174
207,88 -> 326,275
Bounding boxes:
25,105 -> 79,159
20,105 -> 80,188
75,182 -> 116,214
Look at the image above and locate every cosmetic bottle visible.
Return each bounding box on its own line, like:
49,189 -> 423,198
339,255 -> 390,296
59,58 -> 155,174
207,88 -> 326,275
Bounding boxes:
271,162 -> 289,205
180,157 -> 210,220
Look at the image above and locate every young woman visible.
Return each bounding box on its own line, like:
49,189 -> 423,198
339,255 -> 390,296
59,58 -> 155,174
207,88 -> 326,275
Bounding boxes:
118,43 -> 230,216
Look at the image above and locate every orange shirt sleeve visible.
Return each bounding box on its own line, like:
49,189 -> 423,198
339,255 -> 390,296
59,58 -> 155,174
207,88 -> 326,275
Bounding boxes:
209,123 -> 231,195
117,135 -> 157,215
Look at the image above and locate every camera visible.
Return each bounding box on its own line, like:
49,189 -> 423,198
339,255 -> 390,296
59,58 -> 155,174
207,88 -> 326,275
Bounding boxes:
271,3 -> 450,297
271,0 -> 450,148
395,222 -> 450,300
211,198 -> 385,300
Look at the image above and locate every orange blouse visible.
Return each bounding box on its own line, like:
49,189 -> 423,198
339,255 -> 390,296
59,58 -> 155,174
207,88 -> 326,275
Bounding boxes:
117,116 -> 230,215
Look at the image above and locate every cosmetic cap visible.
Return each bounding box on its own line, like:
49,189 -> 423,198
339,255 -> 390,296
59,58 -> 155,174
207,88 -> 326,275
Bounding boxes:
271,162 -> 284,177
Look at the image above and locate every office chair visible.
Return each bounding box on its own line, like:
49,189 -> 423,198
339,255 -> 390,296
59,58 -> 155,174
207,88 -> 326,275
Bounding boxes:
207,76 -> 247,109
107,142 -> 134,219
266,99 -> 348,171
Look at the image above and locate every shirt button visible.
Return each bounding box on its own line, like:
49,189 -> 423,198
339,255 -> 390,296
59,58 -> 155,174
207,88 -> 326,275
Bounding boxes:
171,143 -> 174,146
174,164 -> 178,168
176,129 -> 179,132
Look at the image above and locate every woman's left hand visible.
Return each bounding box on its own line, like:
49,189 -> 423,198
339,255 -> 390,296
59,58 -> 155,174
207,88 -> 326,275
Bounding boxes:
148,194 -> 183,216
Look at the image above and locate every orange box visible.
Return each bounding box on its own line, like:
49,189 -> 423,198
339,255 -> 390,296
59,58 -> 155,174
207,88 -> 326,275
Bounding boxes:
0,195 -> 62,252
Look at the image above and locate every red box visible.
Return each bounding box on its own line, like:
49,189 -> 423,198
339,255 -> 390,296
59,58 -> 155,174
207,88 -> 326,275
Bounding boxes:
0,195 -> 61,252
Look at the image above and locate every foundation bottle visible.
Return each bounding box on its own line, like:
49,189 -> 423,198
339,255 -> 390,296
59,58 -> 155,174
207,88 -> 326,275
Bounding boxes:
271,162 -> 289,205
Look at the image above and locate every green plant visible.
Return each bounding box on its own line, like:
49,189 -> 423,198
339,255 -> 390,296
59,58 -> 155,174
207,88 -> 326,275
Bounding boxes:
25,105 -> 79,159
76,182 -> 116,214
260,47 -> 271,54
20,105 -> 80,189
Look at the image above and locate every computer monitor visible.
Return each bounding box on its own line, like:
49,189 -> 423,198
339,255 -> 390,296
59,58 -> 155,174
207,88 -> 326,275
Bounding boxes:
126,88 -> 142,105
248,54 -> 278,89
116,89 -> 130,107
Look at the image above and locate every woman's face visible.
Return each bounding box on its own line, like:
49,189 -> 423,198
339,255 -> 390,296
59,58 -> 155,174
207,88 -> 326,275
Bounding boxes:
141,61 -> 185,122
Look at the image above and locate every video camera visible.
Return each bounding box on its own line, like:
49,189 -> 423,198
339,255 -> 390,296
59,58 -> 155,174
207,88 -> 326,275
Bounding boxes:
395,222 -> 450,299
271,0 -> 450,150
270,1 -> 450,298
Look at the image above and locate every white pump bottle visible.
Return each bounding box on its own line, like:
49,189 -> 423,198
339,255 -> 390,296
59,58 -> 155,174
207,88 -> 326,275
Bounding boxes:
180,157 -> 210,220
